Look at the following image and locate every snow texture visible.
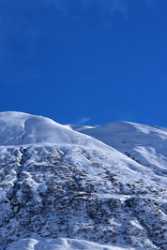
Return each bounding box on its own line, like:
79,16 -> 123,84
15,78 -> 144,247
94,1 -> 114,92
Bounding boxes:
7,238 -> 133,250
1,113 -> 167,250
0,112 -> 110,150
79,121 -> 167,179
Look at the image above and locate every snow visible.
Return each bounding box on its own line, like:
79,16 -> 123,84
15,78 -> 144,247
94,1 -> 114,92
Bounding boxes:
0,112 -> 108,149
79,121 -> 167,178
0,112 -> 157,181
7,238 -> 133,250
1,113 -> 167,250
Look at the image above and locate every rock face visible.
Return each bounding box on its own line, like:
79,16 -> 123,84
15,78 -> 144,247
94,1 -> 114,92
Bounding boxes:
1,113 -> 167,250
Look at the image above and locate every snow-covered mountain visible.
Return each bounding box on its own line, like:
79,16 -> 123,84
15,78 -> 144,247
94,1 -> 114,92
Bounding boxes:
0,112 -> 110,148
78,121 -> 167,178
1,112 -> 167,250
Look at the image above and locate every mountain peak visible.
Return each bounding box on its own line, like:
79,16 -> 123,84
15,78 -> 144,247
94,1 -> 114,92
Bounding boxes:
0,112 -> 112,151
0,111 -> 68,145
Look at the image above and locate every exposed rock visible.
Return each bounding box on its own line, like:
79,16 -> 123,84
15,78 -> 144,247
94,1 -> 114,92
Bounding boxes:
0,144 -> 166,250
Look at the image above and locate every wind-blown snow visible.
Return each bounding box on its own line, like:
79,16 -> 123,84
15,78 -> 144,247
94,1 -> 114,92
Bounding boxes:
0,112 -> 115,153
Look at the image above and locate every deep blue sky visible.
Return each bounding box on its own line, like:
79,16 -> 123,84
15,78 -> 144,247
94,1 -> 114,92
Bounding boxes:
0,0 -> 164,125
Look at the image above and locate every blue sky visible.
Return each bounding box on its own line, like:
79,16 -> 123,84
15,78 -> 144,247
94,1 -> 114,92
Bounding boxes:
0,0 -> 164,125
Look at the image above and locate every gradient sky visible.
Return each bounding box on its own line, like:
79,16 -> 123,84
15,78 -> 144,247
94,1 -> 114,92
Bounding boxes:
0,0 -> 164,126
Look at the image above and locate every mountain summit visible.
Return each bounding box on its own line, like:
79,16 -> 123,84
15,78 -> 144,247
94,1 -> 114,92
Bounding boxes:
0,112 -> 167,250
0,111 -> 99,146
0,112 -> 116,155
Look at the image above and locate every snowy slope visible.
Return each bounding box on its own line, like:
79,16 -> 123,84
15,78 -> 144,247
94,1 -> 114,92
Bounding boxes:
0,112 -> 110,149
79,121 -> 167,177
0,144 -> 164,250
7,238 -> 132,250
1,113 -> 167,250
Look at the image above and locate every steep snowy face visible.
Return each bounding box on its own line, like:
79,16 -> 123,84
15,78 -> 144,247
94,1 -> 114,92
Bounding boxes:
79,121 -> 167,176
0,112 -> 108,149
